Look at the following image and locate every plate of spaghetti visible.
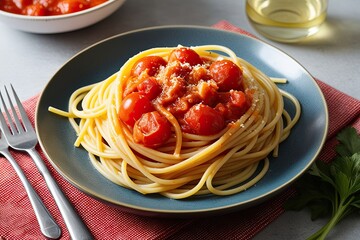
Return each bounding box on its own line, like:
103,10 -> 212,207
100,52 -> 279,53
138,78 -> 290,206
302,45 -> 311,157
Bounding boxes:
36,26 -> 328,217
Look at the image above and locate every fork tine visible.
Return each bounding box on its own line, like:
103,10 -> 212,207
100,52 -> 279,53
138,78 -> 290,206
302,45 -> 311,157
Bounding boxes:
0,89 -> 18,134
0,108 -> 11,136
9,84 -> 34,133
3,86 -> 24,134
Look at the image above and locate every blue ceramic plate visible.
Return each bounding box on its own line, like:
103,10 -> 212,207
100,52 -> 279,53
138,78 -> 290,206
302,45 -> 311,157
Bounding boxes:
36,26 -> 328,217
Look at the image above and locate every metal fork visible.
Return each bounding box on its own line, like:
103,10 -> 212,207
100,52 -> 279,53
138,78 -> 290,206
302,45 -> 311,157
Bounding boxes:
0,129 -> 61,239
0,85 -> 93,240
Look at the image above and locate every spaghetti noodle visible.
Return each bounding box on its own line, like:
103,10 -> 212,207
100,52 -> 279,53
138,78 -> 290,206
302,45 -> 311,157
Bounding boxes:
49,45 -> 301,199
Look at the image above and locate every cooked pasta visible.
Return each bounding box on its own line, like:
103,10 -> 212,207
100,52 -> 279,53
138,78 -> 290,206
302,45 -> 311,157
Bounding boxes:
49,45 -> 301,199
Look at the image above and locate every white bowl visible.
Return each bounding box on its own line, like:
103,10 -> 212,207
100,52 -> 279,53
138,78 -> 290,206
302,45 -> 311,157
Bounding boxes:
0,0 -> 126,34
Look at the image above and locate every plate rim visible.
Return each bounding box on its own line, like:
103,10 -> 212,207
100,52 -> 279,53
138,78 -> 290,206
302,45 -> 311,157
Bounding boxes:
35,25 -> 329,216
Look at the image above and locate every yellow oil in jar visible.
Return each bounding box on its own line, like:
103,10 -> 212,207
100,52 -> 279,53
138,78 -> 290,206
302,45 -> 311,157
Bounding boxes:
246,0 -> 328,42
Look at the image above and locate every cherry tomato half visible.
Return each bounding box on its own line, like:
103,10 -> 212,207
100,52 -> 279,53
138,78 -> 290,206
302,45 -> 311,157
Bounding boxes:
23,3 -> 46,16
131,56 -> 167,77
57,0 -> 89,14
183,104 -> 225,135
227,90 -> 251,120
168,47 -> 203,66
209,60 -> 243,92
119,92 -> 154,127
216,90 -> 251,122
133,111 -> 172,148
137,77 -> 162,100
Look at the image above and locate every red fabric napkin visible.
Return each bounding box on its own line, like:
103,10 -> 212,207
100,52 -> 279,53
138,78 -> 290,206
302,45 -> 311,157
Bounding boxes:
1,21 -> 359,240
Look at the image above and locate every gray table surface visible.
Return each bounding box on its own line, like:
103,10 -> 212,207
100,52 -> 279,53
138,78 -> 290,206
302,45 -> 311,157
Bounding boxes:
1,0 -> 359,239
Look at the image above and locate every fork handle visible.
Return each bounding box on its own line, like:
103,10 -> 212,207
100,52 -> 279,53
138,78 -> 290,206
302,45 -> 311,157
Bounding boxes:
27,148 -> 93,240
1,149 -> 61,239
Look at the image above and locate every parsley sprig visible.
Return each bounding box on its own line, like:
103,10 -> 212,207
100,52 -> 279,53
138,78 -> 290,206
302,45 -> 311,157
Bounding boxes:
285,127 -> 360,240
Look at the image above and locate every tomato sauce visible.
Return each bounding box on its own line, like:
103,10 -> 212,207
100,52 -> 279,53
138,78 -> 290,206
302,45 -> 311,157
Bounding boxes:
0,0 -> 108,16
119,47 -> 252,148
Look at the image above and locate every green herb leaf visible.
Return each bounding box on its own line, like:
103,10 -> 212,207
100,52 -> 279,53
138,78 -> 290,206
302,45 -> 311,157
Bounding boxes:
284,174 -> 334,220
309,161 -> 335,187
336,127 -> 360,157
285,127 -> 360,239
